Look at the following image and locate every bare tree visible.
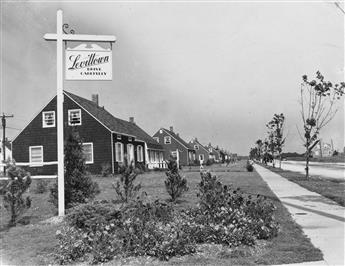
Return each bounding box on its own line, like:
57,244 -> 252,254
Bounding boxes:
299,71 -> 344,179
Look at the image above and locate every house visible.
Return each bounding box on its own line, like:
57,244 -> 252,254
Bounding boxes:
189,137 -> 210,163
152,127 -> 195,166
0,139 -> 12,173
12,91 -> 166,175
312,140 -> 334,158
206,143 -> 221,163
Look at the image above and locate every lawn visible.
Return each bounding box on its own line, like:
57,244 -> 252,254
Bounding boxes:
263,164 -> 345,207
0,161 -> 323,265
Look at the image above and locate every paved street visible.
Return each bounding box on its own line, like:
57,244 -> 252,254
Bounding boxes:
279,160 -> 345,181
255,164 -> 345,266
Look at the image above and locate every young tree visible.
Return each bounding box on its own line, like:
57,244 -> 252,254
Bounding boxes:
299,71 -> 344,179
50,131 -> 100,209
113,157 -> 142,203
2,162 -> 31,226
165,159 -> 188,202
267,113 -> 286,168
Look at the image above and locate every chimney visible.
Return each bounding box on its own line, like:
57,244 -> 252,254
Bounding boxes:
170,126 -> 174,132
176,133 -> 179,137
91,94 -> 99,106
129,117 -> 135,124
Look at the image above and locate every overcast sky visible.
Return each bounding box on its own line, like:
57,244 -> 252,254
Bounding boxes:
1,1 -> 344,155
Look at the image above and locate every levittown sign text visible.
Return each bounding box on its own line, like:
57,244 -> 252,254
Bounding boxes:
65,43 -> 112,80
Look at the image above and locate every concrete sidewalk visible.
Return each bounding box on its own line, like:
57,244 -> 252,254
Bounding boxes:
254,164 -> 345,266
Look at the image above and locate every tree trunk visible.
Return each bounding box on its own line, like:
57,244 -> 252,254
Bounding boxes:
305,152 -> 310,179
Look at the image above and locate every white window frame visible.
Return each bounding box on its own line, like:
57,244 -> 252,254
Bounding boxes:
42,111 -> 55,128
29,146 -> 43,166
171,151 -> 177,158
199,154 -> 204,161
127,144 -> 135,163
68,109 -> 82,126
194,145 -> 199,150
82,142 -> 94,164
115,142 -> 124,162
164,136 -> 171,144
153,137 -> 159,143
137,145 -> 144,162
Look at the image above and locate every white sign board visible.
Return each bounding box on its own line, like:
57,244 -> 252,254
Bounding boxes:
65,44 -> 112,80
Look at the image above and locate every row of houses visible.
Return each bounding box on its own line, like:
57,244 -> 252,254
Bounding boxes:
8,91 -> 232,175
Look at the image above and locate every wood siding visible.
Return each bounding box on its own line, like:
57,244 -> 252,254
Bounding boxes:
12,95 -> 112,174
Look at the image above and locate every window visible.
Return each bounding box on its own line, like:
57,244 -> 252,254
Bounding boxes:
42,111 -> 55,128
194,145 -> 199,150
115,142 -> 124,162
159,152 -> 164,162
199,154 -> 204,161
127,144 -> 134,163
128,137 -> 133,142
117,134 -> 122,140
171,151 -> 177,158
68,109 -> 81,126
82,143 -> 93,164
209,148 -> 212,152
164,136 -> 171,144
137,145 -> 144,162
153,137 -> 159,143
159,129 -> 163,134
29,146 -> 43,165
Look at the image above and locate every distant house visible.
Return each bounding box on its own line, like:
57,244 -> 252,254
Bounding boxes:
206,143 -> 221,162
152,127 -> 195,166
189,137 -> 210,163
12,91 -> 165,175
0,139 -> 12,173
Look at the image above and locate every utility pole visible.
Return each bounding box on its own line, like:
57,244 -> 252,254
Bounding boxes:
2,113 -> 14,174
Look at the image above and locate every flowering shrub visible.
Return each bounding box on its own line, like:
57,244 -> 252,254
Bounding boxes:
54,172 -> 279,264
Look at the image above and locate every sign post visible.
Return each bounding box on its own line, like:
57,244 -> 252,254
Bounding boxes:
44,10 -> 116,216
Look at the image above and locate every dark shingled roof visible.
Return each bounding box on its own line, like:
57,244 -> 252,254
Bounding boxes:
64,91 -> 163,150
163,128 -> 195,150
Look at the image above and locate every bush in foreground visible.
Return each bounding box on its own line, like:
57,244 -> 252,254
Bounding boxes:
54,172 -> 279,264
50,131 -> 100,209
165,160 -> 188,202
2,162 -> 32,226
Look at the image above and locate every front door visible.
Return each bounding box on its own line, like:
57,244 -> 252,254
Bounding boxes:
127,144 -> 135,165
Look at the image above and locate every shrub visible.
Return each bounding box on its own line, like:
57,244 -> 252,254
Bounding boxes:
101,162 -> 112,177
33,179 -> 49,194
246,161 -> 254,172
50,131 -> 100,209
197,171 -> 278,241
113,159 -> 141,203
165,160 -> 188,202
2,162 -> 31,226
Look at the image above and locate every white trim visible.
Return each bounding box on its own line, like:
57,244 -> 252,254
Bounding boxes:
137,145 -> 144,162
68,109 -> 82,126
199,154 -> 205,161
29,145 -> 44,166
42,111 -> 56,128
115,142 -> 124,162
127,143 -> 134,165
16,161 -> 57,166
82,142 -> 94,164
12,94 -> 57,142
111,132 -> 114,173
164,136 -> 171,144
